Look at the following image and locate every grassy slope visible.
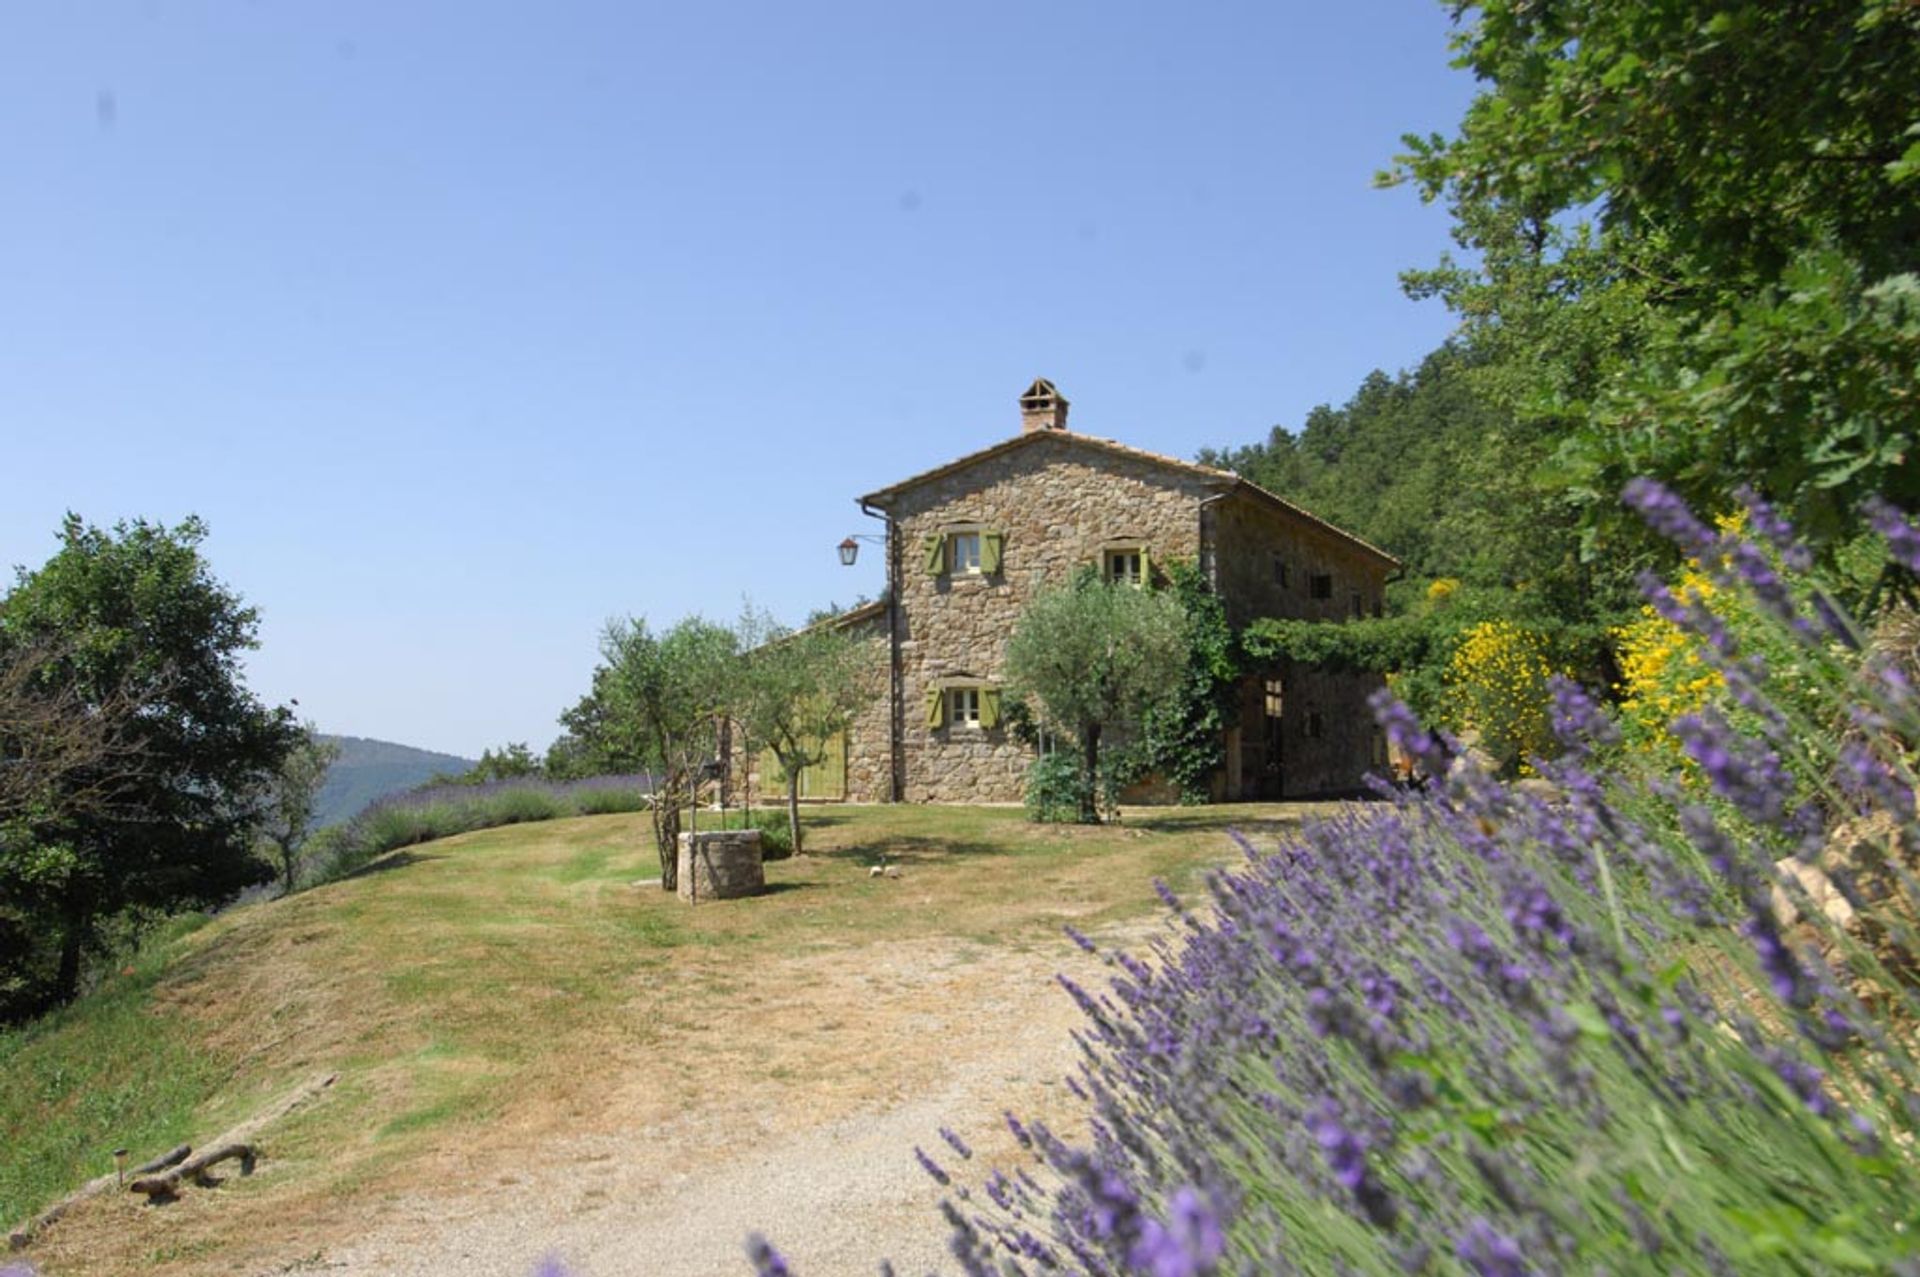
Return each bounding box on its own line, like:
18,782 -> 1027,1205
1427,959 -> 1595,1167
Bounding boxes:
0,802 -> 1324,1275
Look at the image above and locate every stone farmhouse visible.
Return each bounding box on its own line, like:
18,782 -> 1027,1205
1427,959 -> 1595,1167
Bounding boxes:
745,379 -> 1398,806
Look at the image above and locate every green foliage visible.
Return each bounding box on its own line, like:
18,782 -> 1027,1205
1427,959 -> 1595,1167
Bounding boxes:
1023,751 -> 1087,824
1200,347 -> 1633,618
568,616 -> 737,889
1390,0 -> 1920,567
730,606 -> 869,856
709,806 -> 795,859
0,514 -> 297,1020
253,725 -> 340,894
0,912 -> 218,1228
1137,563 -> 1241,804
456,742 -> 544,785
1005,571 -> 1190,823
1245,583 -> 1611,749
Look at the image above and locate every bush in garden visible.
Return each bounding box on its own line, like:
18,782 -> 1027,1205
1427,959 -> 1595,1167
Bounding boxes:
749,484 -> 1920,1275
1442,618 -> 1562,776
1025,752 -> 1088,824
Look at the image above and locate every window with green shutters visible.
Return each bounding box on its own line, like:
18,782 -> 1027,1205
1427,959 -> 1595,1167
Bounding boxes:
928,683 -> 1004,731
981,531 -> 1003,575
924,528 -> 1005,576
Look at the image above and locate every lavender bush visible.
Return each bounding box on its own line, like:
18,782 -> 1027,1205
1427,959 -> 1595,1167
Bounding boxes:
753,488 -> 1920,1274
310,773 -> 654,884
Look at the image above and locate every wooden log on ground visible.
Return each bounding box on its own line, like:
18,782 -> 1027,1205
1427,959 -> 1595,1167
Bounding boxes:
128,1143 -> 256,1198
7,1143 -> 193,1250
134,1144 -> 193,1175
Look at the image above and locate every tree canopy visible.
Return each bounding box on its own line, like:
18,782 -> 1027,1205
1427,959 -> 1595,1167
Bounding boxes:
0,515 -> 297,1017
1005,574 -> 1190,823
1388,0 -> 1920,558
730,608 -> 870,855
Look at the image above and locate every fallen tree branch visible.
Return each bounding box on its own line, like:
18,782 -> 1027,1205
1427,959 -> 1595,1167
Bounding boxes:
128,1143 -> 256,1198
6,1071 -> 336,1250
6,1144 -> 192,1250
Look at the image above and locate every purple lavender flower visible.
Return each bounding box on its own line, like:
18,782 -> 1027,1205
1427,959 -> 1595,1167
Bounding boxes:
1735,485 -> 1813,571
744,1235 -> 792,1277
1744,908 -> 1813,1008
1308,1102 -> 1368,1191
1671,713 -> 1789,825
1127,1188 -> 1225,1277
1371,689 -> 1453,779
1836,742 -> 1917,822
913,1145 -> 952,1187
1864,496 -> 1920,574
1760,1048 -> 1834,1118
1455,1217 -> 1530,1277
1624,477 -> 1716,558
528,1257 -> 571,1277
939,1126 -> 973,1160
1547,676 -> 1620,753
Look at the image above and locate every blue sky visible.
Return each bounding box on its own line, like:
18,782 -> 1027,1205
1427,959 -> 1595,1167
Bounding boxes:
0,2 -> 1477,758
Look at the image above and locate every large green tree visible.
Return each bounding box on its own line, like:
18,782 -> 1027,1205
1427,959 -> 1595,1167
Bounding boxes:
1005,574 -> 1190,824
1390,0 -> 1920,557
0,515 -> 297,1016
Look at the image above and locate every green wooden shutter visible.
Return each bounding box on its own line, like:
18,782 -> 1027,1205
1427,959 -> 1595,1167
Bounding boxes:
925,685 -> 945,728
923,534 -> 947,575
979,688 -> 1002,730
982,531 -> 1004,575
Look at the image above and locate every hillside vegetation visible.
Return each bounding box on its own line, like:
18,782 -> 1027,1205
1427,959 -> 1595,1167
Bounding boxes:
0,802 -> 1320,1276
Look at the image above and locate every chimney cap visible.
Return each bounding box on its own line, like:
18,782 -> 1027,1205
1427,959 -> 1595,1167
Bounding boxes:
1019,377 -> 1066,408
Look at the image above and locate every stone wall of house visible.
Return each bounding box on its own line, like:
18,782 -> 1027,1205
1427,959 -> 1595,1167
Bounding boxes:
842,621 -> 893,802
1211,490 -> 1394,796
1210,490 -> 1393,629
728,609 -> 893,806
883,435 -> 1220,804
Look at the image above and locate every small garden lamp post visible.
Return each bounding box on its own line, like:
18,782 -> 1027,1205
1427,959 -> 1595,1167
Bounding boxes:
837,534 -> 883,566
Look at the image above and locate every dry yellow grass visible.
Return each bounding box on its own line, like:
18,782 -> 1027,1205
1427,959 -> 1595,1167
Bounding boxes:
12,802 -> 1332,1276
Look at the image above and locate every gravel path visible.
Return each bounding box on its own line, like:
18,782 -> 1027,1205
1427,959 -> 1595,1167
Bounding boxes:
321,928 -> 1128,1277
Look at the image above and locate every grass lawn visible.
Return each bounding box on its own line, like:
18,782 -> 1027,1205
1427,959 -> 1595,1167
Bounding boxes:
0,801 -> 1334,1275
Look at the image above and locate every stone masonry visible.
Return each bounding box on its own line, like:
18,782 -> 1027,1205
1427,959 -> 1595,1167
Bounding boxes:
830,380 -> 1400,804
676,829 -> 765,902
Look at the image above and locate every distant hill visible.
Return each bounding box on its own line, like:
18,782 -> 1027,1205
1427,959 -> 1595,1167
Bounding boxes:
314,735 -> 476,827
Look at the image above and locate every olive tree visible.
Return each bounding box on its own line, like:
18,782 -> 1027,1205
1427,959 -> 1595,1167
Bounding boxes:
1005,572 -> 1191,824
729,607 -> 870,856
585,615 -> 736,890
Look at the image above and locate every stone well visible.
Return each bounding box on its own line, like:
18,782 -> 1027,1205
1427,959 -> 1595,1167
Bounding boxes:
675,829 -> 765,903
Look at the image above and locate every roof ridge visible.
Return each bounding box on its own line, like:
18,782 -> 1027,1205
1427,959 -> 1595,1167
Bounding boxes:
856,429 -> 1398,567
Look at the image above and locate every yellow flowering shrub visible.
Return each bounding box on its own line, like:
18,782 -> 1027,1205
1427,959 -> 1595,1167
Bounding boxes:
1443,620 -> 1562,776
1427,578 -> 1460,604
1612,565 -> 1723,768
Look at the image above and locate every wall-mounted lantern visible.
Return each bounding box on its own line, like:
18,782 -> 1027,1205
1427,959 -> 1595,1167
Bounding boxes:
837,534 -> 882,566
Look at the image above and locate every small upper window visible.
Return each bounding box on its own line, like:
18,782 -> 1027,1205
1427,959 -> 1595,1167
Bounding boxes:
1105,549 -> 1144,587
1271,554 -> 1289,588
950,532 -> 983,574
949,687 -> 981,727
1309,573 -> 1334,600
1350,592 -> 1364,618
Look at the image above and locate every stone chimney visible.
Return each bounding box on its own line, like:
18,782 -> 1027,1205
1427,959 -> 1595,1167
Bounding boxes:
1019,378 -> 1070,434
